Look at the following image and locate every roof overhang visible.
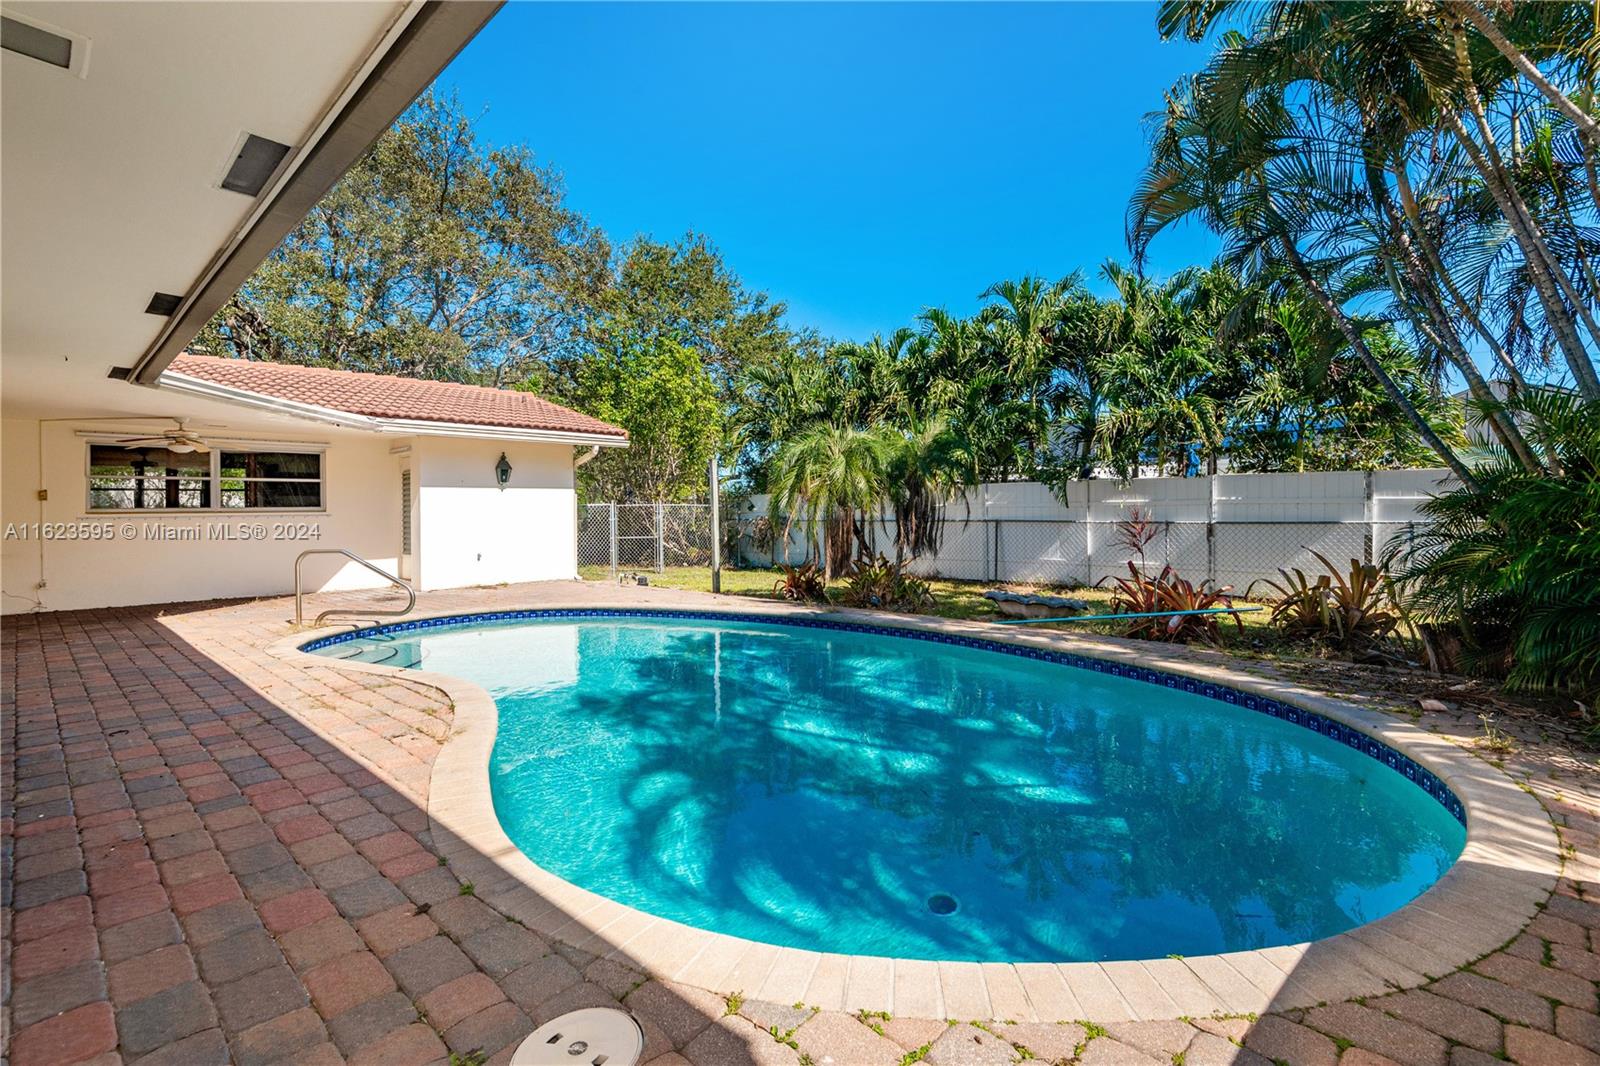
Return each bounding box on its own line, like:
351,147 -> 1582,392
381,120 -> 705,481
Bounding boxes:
2,0 -> 501,421
127,1 -> 502,386
158,368 -> 631,448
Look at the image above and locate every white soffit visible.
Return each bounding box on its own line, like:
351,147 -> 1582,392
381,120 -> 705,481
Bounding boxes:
0,1 -> 419,417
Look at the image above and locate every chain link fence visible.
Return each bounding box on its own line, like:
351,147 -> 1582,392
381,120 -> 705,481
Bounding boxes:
579,503 -> 714,573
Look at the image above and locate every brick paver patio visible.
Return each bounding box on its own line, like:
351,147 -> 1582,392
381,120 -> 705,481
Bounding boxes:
4,581 -> 1598,1065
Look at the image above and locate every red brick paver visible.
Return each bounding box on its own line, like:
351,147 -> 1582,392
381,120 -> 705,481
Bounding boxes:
4,588 -> 1598,1066
7,1001 -> 119,1066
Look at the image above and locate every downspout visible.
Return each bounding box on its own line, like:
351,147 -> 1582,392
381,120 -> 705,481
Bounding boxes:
571,445 -> 600,581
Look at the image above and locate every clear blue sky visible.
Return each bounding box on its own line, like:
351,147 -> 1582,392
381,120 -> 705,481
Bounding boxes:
438,2 -> 1220,343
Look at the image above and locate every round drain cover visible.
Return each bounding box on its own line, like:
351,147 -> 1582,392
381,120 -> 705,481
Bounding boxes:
927,893 -> 959,915
511,1007 -> 646,1066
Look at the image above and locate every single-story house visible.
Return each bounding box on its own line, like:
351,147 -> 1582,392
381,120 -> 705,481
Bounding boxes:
0,1 -> 639,615
0,355 -> 626,614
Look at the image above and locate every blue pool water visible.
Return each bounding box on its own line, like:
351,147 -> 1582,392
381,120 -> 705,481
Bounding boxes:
313,614 -> 1465,962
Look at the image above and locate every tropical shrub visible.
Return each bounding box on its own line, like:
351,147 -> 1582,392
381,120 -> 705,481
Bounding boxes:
1253,566 -> 1329,634
773,561 -> 827,603
897,573 -> 936,614
841,555 -> 897,610
841,554 -> 935,613
1111,563 -> 1241,643
1251,551 -> 1400,653
1387,392 -> 1600,695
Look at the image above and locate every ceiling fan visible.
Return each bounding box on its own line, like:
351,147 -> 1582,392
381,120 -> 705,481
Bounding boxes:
113,421 -> 210,454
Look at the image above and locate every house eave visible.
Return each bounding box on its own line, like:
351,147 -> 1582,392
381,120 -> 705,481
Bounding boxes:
127,1 -> 503,385
158,370 -> 386,432
374,417 -> 628,447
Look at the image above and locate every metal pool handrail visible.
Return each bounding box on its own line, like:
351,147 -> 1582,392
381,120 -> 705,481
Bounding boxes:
995,606 -> 1264,625
294,549 -> 416,627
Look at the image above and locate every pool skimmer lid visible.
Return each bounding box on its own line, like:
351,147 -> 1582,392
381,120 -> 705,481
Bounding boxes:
511,1007 -> 645,1066
927,892 -> 959,915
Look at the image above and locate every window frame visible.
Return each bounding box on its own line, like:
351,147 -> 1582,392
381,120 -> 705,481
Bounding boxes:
216,449 -> 326,511
84,441 -> 327,515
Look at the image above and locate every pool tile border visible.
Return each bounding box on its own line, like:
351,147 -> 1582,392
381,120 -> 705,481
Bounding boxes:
280,597 -> 1560,1023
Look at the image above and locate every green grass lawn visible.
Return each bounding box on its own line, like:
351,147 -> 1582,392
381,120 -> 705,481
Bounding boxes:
578,564 -> 1279,644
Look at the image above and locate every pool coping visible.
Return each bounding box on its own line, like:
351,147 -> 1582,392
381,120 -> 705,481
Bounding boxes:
272,595 -> 1561,1023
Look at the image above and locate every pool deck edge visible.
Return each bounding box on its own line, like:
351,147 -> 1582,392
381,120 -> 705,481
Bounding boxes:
271,591 -> 1562,1023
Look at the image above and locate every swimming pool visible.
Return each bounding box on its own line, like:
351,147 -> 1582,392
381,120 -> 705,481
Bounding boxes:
310,610 -> 1466,963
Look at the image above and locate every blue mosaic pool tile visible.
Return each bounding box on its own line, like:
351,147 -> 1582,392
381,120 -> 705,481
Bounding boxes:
303,606 -> 1466,825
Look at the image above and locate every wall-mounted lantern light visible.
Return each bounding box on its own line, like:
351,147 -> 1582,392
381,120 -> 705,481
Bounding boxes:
495,452 -> 512,489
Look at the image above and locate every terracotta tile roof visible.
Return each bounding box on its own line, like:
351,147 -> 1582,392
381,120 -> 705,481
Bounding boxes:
167,353 -> 626,438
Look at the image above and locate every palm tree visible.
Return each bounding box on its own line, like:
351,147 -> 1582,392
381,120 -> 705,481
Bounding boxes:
1096,264 -> 1234,476
766,424 -> 894,580
1041,285 -> 1119,479
1128,67 -> 1483,488
905,308 -> 1045,481
1153,0 -> 1600,405
980,275 -> 1072,425
1232,297 -> 1343,472
733,348 -> 834,486
909,308 -> 985,420
1444,1 -> 1600,155
1387,387 -> 1600,692
882,416 -> 974,566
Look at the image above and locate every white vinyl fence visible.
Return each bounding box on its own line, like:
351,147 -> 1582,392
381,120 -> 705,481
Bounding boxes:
733,469 -> 1453,592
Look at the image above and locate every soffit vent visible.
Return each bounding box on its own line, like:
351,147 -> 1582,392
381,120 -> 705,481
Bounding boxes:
221,134 -> 293,197
145,292 -> 183,316
2,15 -> 71,69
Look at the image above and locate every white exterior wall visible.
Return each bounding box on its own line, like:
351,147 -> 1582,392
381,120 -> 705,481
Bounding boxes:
1,416 -> 401,614
412,437 -> 578,591
1,417 -> 587,613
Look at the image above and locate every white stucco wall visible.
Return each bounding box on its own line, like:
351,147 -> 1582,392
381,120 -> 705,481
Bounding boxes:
1,416 -> 402,614
1,417 -> 586,614
412,437 -> 578,590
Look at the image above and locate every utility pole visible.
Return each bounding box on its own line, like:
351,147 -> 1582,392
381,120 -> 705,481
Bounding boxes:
709,452 -> 721,594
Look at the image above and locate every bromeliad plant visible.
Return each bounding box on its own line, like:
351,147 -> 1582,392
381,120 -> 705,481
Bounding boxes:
1253,565 -> 1331,634
841,554 -> 935,613
773,561 -> 828,603
1110,563 -> 1241,643
1252,550 -> 1400,654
